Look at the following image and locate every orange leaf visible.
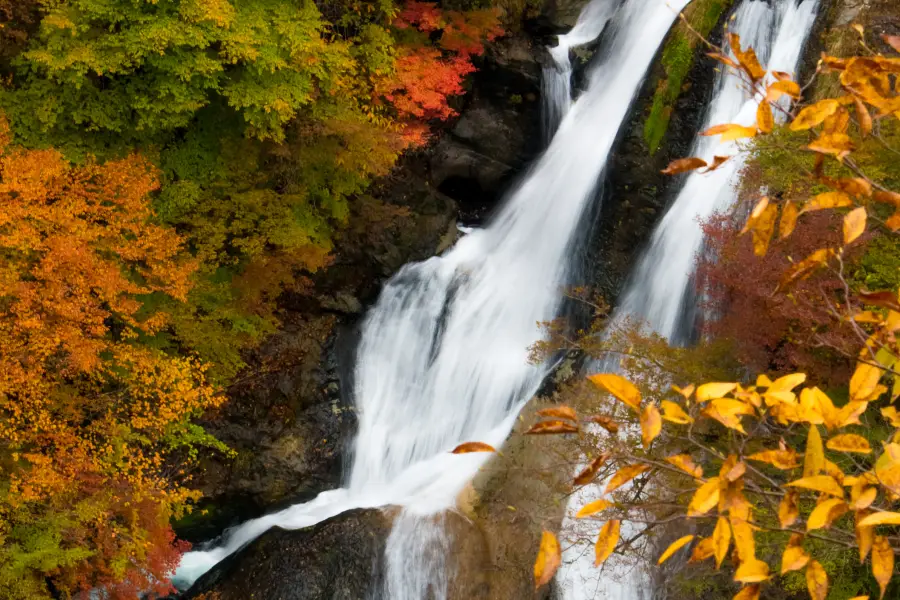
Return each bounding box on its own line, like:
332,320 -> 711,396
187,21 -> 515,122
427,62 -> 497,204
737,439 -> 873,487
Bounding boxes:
575,499 -> 612,518
658,534 -> 694,565
451,441 -> 496,453
790,99 -> 841,131
757,101 -> 774,134
661,157 -> 708,175
779,200 -> 799,239
525,420 -> 579,435
780,490 -> 800,527
588,373 -> 641,412
665,454 -> 703,478
806,559 -> 828,600
595,520 -> 620,565
872,535 -> 894,599
604,464 -> 650,495
574,453 -> 611,486
640,402 -> 662,448
586,414 -> 619,433
536,405 -> 577,421
701,123 -> 758,141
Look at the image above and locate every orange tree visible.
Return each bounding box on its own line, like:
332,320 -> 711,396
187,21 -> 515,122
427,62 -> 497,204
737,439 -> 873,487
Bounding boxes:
0,118 -> 225,599
468,28 -> 900,600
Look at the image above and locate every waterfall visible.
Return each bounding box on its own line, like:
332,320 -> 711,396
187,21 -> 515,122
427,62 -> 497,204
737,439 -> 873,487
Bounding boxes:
557,1 -> 820,598
542,0 -> 619,137
174,0 -> 691,592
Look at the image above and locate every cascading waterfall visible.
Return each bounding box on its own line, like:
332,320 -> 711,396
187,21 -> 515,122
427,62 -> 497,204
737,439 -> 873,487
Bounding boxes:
542,0 -> 619,137
174,0 -> 691,593
556,1 -> 820,599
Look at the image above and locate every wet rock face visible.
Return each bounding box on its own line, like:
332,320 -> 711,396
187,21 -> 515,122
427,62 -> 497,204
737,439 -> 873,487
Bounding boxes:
183,509 -> 393,600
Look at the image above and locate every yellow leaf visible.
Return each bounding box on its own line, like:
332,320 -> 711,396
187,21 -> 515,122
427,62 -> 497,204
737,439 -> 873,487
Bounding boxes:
665,454 -> 703,478
721,456 -> 747,482
689,537 -> 715,563
604,464 -> 650,495
748,448 -> 800,470
826,433 -> 872,454
757,101 -> 774,134
672,383 -> 696,399
872,535 -> 894,600
713,516 -> 731,568
803,191 -> 854,212
855,96 -> 873,137
780,201 -> 799,239
661,400 -> 693,424
536,406 -> 578,421
701,123 -> 759,141
766,80 -> 801,102
735,558 -> 770,583
782,540 -> 811,574
777,248 -> 836,292
751,201 -> 779,256
574,453 -> 611,486
575,499 -> 612,518
786,475 -> 844,497
770,373 -> 808,393
658,534 -> 694,564
858,511 -> 875,563
805,424 -> 825,477
806,559 -> 829,600
859,512 -> 900,527
589,373 -> 641,412
734,585 -> 761,600
790,99 -> 841,131
641,403 -> 662,448
851,486 -> 878,511
534,530 -> 561,589
850,362 -> 883,402
688,477 -> 721,516
731,516 -> 756,562
729,33 -> 767,81
809,132 -> 854,157
696,382 -> 738,402
595,520 -> 620,566
451,441 -> 496,453
882,406 -> 900,427
843,207 -> 867,245
806,498 -> 848,531
661,157 -> 708,175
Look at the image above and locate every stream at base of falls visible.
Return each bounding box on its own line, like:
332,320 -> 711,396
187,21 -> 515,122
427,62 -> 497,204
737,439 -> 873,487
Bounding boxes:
173,0 -> 820,597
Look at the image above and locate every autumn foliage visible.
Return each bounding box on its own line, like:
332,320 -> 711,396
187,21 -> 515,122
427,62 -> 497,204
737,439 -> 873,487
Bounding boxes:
0,119 -> 225,597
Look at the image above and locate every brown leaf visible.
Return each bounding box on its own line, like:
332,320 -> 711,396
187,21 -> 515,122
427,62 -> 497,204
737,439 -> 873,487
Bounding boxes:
661,157 -> 708,175
689,537 -> 715,563
586,414 -> 619,434
534,530 -> 561,589
883,34 -> 900,53
588,373 -> 641,412
873,190 -> 900,207
834,177 -> 873,198
872,535 -> 894,599
704,155 -> 731,172
574,453 -> 611,486
595,520 -> 620,565
859,290 -> 900,311
525,420 -> 579,435
536,405 -> 578,422
451,441 -> 496,454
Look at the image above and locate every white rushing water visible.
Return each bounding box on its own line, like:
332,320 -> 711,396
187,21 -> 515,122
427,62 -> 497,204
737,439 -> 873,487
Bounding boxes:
174,0 -> 690,593
542,0 -> 619,136
557,1 -> 820,598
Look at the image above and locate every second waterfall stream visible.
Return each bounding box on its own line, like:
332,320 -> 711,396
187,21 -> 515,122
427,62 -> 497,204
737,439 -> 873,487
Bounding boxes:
175,0 -> 689,594
557,0 -> 820,598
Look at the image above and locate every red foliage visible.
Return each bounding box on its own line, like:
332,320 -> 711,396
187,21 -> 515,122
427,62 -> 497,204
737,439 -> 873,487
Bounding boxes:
696,207 -> 860,386
379,48 -> 474,121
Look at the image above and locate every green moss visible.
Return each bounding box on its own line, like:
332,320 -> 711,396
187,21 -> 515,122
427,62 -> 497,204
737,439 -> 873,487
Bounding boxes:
642,0 -> 733,153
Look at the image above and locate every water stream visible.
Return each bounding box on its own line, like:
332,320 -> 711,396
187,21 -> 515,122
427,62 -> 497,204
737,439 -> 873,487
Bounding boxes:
557,1 -> 820,598
174,0 -> 690,594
